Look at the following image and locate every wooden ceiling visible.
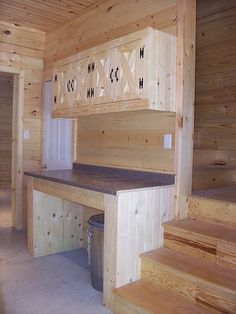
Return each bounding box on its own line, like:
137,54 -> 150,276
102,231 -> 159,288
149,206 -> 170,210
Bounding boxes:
0,0 -> 105,32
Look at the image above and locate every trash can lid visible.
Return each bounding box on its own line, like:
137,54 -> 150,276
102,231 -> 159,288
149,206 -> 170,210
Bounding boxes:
88,214 -> 104,230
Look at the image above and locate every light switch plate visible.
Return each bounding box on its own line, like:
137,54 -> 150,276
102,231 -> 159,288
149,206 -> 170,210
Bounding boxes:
164,134 -> 172,149
23,129 -> 30,140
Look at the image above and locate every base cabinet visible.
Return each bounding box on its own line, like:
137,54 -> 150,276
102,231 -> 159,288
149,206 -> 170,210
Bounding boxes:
27,177 -> 174,311
52,28 -> 176,117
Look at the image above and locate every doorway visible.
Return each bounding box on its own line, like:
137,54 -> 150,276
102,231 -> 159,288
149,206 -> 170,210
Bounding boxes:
0,67 -> 24,230
0,74 -> 13,228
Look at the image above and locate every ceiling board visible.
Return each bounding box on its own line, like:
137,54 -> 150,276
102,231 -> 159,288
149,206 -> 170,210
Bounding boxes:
0,0 -> 105,32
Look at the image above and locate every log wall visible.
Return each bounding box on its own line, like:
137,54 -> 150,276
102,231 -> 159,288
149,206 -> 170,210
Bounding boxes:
193,0 -> 236,189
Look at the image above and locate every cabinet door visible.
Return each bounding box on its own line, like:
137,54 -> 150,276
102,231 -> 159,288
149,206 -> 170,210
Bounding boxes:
93,48 -> 116,104
115,37 -> 151,102
53,62 -> 78,110
73,57 -> 89,107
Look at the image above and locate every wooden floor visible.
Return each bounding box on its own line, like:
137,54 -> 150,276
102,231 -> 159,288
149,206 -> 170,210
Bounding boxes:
193,186 -> 236,203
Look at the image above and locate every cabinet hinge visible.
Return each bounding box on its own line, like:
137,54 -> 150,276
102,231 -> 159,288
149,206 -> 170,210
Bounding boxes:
139,78 -> 144,89
139,47 -> 145,59
88,62 -> 95,73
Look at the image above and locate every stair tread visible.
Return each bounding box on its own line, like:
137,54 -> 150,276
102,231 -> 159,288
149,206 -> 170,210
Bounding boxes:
164,218 -> 236,243
115,280 -> 209,314
191,186 -> 236,203
142,247 -> 236,291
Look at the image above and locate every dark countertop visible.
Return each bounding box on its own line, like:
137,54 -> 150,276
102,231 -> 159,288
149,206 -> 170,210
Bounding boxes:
24,164 -> 175,195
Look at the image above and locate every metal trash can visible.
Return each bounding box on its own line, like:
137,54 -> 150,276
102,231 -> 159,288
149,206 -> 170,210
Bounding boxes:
88,214 -> 104,292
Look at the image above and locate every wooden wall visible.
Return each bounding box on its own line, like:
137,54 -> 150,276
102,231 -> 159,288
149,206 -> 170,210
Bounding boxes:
193,0 -> 236,190
44,0 -> 177,174
44,0 -> 177,79
76,111 -> 175,173
0,75 -> 13,189
0,21 -> 45,226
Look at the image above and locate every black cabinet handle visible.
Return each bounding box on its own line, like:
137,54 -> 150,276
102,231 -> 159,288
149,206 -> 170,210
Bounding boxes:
67,80 -> 71,92
71,79 -> 75,92
87,89 -> 90,98
115,67 -> 119,82
110,68 -> 114,83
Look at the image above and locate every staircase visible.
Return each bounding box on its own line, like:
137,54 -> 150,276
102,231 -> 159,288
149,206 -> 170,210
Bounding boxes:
114,186 -> 236,313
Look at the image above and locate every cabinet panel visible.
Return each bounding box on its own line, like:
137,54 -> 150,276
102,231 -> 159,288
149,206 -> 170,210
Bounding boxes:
93,48 -> 115,104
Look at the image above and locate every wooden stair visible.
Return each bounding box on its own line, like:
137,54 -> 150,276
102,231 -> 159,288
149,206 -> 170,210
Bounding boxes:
141,248 -> 236,313
115,281 -> 209,314
188,186 -> 236,227
163,218 -> 236,270
114,186 -> 236,314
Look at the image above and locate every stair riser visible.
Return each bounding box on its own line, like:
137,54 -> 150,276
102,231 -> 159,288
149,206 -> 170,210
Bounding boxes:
115,295 -> 149,314
188,197 -> 236,227
141,257 -> 236,314
163,229 -> 236,270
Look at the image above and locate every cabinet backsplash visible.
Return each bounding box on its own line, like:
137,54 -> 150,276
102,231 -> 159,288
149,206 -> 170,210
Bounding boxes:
75,110 -> 175,173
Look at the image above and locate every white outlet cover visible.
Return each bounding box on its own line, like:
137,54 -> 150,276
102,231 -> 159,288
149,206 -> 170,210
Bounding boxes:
164,134 -> 172,149
23,129 -> 30,140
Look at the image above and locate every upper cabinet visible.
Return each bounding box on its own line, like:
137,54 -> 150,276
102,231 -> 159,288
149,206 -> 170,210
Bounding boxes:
52,28 -> 176,117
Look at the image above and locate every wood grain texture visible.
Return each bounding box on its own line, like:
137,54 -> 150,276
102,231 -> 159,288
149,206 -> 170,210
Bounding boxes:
163,218 -> 236,270
52,28 -> 177,115
193,0 -> 236,189
141,247 -> 236,313
188,193 -> 236,227
0,75 -> 13,188
174,0 -> 196,219
114,280 -> 210,314
32,191 -> 83,257
31,177 -> 106,211
0,0 -> 104,32
0,21 -> 45,229
76,111 -> 175,173
44,0 -> 177,79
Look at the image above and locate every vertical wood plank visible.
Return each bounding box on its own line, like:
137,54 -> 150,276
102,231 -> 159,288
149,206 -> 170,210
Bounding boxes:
27,176 -> 34,254
103,194 -> 119,311
174,0 -> 196,219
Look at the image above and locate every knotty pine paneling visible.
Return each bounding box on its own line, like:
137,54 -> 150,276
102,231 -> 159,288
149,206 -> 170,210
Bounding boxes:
44,0 -> 177,79
0,21 -> 45,227
0,75 -> 13,188
76,111 -> 175,173
193,0 -> 236,189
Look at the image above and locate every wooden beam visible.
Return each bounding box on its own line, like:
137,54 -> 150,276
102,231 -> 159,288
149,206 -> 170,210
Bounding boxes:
174,0 -> 196,219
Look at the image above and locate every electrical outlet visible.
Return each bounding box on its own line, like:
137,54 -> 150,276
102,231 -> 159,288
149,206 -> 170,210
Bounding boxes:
23,129 -> 30,140
164,134 -> 172,149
